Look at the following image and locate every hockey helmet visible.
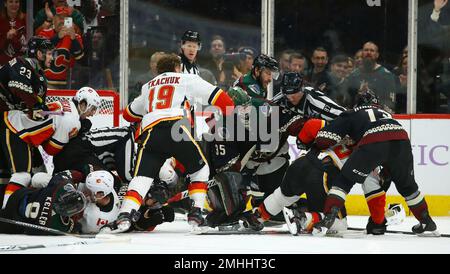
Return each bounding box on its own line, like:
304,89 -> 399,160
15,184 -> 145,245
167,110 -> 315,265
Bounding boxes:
73,87 -> 101,115
158,159 -> 178,186
280,72 -> 304,95
252,54 -> 280,79
85,170 -> 115,199
181,30 -> 202,50
53,185 -> 87,217
354,89 -> 380,108
27,36 -> 54,59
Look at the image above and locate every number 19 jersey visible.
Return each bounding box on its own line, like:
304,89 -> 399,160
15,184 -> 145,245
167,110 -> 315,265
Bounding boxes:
124,72 -> 233,131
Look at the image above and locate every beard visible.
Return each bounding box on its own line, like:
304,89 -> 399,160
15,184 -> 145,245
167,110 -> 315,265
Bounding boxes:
361,58 -> 376,72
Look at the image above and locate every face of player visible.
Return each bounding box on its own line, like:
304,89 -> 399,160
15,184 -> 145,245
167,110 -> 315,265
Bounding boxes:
78,101 -> 97,119
255,68 -> 273,90
181,41 -> 199,62
37,49 -> 54,68
286,92 -> 304,106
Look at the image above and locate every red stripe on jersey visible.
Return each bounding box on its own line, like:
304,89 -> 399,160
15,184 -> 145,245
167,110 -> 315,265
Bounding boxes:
4,183 -> 23,195
19,124 -> 54,146
212,90 -> 235,116
123,105 -> 142,123
188,182 -> 208,194
125,190 -> 143,206
358,131 -> 409,147
298,119 -> 325,144
42,139 -> 63,156
173,159 -> 186,175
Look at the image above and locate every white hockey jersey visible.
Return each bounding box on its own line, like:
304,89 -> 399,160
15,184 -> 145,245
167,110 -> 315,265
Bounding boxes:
123,72 -> 232,131
4,100 -> 80,155
78,188 -> 121,234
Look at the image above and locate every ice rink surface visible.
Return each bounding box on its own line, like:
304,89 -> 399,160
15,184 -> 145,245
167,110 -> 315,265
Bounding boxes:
0,215 -> 449,254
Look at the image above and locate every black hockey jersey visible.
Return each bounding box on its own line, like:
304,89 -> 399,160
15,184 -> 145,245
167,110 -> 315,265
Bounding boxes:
0,57 -> 47,112
315,105 -> 409,150
5,170 -> 84,234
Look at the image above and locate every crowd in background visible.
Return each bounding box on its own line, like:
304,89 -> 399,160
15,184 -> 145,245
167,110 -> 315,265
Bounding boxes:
0,0 -> 449,114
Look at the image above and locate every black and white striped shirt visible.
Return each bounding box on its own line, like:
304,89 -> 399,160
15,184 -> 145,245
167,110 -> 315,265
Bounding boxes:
273,85 -> 347,121
180,54 -> 200,75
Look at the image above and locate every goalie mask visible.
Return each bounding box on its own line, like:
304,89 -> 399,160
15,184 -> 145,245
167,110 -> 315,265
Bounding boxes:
85,170 -> 115,201
73,87 -> 101,116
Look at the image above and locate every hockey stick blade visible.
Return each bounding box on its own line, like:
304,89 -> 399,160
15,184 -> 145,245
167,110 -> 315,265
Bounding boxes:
0,217 -> 95,238
348,227 -> 448,238
0,234 -> 130,252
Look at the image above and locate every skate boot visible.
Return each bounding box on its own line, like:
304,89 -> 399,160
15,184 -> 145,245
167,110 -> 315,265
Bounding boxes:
366,217 -> 387,235
312,206 -> 339,236
240,210 -> 264,231
412,213 -> 440,237
188,207 -> 209,234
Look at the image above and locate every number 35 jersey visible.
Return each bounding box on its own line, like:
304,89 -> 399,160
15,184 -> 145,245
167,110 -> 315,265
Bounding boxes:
123,72 -> 233,131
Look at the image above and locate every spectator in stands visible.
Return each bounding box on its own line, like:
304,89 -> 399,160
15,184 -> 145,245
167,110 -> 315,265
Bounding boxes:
345,56 -> 354,78
79,0 -> 100,28
306,47 -> 330,90
34,0 -> 85,36
237,46 -> 256,75
273,49 -> 295,94
325,54 -> 349,106
38,7 -> 84,89
0,0 -> 26,65
394,54 -> 408,113
353,49 -> 363,70
288,52 -> 306,74
204,35 -> 225,85
130,51 -> 165,101
343,41 -> 397,111
430,0 -> 450,25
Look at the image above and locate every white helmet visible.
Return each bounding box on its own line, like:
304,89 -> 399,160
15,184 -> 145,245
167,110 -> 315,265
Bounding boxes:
74,87 -> 101,115
159,158 -> 178,186
85,170 -> 115,198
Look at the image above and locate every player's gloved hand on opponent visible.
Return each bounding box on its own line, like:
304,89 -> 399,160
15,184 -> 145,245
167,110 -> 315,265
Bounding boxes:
100,209 -> 141,234
296,138 -> 311,151
29,104 -> 49,121
366,217 -> 387,235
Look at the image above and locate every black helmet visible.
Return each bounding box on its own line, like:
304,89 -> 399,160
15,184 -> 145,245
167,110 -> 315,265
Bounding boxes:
280,72 -> 304,95
53,186 -> 87,217
354,90 -> 380,108
252,54 -> 280,79
182,30 -> 201,43
27,36 -> 54,59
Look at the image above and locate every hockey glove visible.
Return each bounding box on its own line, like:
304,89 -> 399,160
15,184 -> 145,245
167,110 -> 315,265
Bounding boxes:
100,209 -> 141,234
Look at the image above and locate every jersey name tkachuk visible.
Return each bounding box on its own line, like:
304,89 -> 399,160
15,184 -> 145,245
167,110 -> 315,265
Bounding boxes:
124,72 -> 226,131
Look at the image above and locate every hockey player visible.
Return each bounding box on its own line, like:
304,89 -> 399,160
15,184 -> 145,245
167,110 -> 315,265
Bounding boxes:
101,53 -> 234,233
1,87 -> 100,208
312,91 -> 440,236
0,169 -> 87,235
0,36 -> 54,207
180,30 -> 201,75
77,170 -> 120,234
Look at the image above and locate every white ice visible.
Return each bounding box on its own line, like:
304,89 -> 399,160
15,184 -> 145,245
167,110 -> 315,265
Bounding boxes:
0,215 -> 449,254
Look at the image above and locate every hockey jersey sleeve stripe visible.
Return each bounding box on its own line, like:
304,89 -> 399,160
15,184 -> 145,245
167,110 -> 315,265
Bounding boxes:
124,190 -> 143,207
209,88 -> 235,116
123,104 -> 143,122
42,140 -> 63,156
18,122 -> 54,147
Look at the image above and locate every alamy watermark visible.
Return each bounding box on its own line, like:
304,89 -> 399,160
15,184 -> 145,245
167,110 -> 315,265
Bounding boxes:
171,104 -> 281,152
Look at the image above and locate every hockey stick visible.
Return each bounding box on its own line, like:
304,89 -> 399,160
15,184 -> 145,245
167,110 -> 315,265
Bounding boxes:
0,234 -> 130,252
0,217 -> 95,238
40,110 -> 64,116
348,227 -> 449,238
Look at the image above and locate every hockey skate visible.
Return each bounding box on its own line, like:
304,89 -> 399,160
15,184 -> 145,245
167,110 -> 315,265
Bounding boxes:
312,206 -> 339,236
240,210 -> 264,231
282,207 -> 324,235
188,207 -> 209,234
412,213 -> 440,237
